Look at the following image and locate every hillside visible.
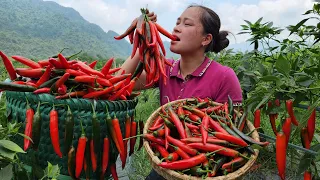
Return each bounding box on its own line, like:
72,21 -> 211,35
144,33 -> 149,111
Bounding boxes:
0,0 -> 132,59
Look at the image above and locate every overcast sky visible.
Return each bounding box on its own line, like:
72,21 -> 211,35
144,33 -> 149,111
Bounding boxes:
44,0 -> 314,49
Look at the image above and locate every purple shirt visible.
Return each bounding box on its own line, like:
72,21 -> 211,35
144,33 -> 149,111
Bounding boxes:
158,57 -> 242,106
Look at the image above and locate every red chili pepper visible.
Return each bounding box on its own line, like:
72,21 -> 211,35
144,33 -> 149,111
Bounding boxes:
184,122 -> 199,130
129,121 -> 137,156
101,57 -> 114,76
76,61 -> 105,78
269,114 -> 278,136
301,127 -> 311,149
149,116 -> 164,131
183,106 -> 206,119
0,51 -> 17,80
222,156 -> 246,170
108,83 -> 131,101
188,143 -> 242,157
58,53 -> 70,69
107,112 -> 125,169
55,73 -> 70,89
114,18 -> 137,40
153,129 -> 165,137
49,106 -> 62,158
35,66 -> 52,87
200,114 -> 209,145
90,139 -> 97,172
304,170 -> 312,180
181,137 -> 229,146
282,117 -> 291,148
96,77 -> 112,87
55,91 -> 86,99
276,132 -> 286,180
101,137 -> 110,179
65,69 -> 86,76
33,87 -> 51,94
154,144 -> 169,161
275,99 -> 281,107
212,132 -> 248,147
167,136 -> 198,156
24,101 -> 34,151
154,23 -> 178,41
49,58 -> 64,69
171,145 -> 190,159
82,86 -> 114,99
307,108 -> 316,142
75,122 -> 87,178
67,146 -> 76,179
88,60 -> 98,69
208,116 -> 229,135
158,153 -> 207,170
166,152 -> 179,162
15,68 -> 44,78
285,100 -> 299,126
168,106 -> 186,139
37,59 -> 50,67
110,163 -> 119,180
143,134 -> 165,146
253,109 -> 261,128
137,120 -> 144,151
108,67 -> 122,75
11,55 -> 41,69
57,84 -> 67,95
164,125 -> 170,150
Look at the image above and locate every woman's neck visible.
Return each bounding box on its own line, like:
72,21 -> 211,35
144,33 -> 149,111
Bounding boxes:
179,52 -> 206,78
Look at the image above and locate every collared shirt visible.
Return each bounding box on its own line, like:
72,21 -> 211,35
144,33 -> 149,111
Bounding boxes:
158,57 -> 242,106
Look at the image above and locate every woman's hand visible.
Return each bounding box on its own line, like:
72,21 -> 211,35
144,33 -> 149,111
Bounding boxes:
146,9 -> 157,22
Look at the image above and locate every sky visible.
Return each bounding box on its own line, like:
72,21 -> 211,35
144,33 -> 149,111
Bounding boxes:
44,0 -> 315,51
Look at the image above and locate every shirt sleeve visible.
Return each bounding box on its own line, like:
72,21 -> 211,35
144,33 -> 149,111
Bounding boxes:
214,68 -> 242,104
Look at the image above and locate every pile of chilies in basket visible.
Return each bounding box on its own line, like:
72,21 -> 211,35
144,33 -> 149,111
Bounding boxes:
114,8 -> 178,87
0,50 -> 139,100
141,97 -> 269,178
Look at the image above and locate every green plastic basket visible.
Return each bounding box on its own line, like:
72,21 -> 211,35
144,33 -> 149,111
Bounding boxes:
5,91 -> 138,179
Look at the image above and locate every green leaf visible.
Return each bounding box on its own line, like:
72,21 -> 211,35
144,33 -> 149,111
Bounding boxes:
244,20 -> 252,26
45,162 -> 60,179
0,140 -> 25,153
17,133 -> 33,143
0,165 -> 13,180
275,54 -> 290,76
0,146 -> 15,160
256,17 -> 263,24
250,144 -> 263,150
314,133 -> 320,144
254,94 -> 272,112
297,153 -> 313,174
260,75 -> 280,82
297,79 -> 314,87
289,18 -> 309,36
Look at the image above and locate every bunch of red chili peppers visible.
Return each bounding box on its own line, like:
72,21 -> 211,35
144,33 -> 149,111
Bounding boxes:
253,99 -> 317,180
114,8 -> 178,87
139,97 -> 269,178
0,50 -> 140,100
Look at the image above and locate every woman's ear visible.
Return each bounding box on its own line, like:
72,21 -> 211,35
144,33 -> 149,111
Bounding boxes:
202,34 -> 213,46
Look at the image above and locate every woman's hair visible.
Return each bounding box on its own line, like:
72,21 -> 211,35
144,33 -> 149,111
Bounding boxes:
188,5 -> 229,53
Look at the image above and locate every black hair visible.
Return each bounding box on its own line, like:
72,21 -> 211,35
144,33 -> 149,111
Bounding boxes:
188,5 -> 229,53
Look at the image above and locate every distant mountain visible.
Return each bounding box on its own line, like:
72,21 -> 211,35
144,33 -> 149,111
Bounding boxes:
0,0 -> 131,59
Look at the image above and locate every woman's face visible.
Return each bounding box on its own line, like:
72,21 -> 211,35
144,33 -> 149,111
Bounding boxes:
170,7 -> 206,55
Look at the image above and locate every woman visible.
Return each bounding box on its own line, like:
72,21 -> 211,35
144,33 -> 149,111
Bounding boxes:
120,4 -> 243,179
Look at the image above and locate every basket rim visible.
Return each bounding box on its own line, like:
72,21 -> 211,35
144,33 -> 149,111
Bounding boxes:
143,98 -> 260,180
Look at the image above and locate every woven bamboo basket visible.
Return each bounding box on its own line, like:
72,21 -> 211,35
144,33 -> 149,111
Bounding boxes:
143,99 -> 259,180
5,91 -> 138,179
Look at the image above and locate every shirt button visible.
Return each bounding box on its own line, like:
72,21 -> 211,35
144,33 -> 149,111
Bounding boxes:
181,89 -> 184,91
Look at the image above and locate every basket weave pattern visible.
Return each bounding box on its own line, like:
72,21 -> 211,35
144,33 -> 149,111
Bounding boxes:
5,91 -> 138,179
143,99 -> 260,180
